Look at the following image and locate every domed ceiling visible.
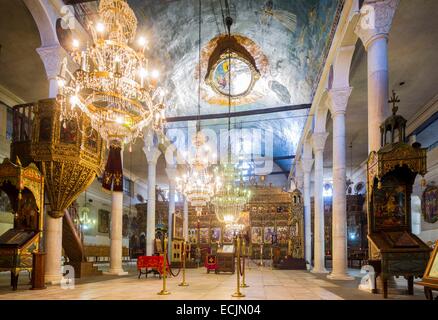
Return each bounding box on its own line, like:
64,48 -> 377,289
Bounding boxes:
73,0 -> 342,174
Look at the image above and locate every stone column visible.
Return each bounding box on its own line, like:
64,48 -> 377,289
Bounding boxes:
105,191 -> 127,275
327,87 -> 354,280
300,158 -> 313,269
166,165 -> 177,261
143,146 -> 161,256
311,132 -> 329,274
44,215 -> 63,283
355,0 -> 399,152
36,45 -> 66,98
183,196 -> 189,242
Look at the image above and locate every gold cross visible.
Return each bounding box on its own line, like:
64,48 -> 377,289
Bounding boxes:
389,90 -> 400,115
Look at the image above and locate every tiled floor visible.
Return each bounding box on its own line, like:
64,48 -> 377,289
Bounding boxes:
0,261 -> 428,300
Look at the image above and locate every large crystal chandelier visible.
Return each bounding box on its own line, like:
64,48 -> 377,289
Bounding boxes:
212,163 -> 251,225
176,0 -> 217,216
57,0 -> 166,146
176,132 -> 217,216
211,13 -> 251,226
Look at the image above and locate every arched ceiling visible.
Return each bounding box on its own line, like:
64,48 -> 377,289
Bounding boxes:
72,0 -> 341,174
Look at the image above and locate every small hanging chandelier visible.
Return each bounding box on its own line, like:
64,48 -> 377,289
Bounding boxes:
56,0 -> 167,192
211,12 -> 251,226
78,191 -> 96,230
176,0 -> 217,216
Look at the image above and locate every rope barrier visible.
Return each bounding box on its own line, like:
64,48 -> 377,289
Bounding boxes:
166,255 -> 182,277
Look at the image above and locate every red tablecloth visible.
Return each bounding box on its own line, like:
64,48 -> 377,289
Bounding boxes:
137,256 -> 169,275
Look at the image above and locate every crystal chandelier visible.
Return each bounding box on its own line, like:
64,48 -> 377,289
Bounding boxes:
176,132 -> 217,216
57,0 -> 166,146
211,14 -> 251,226
212,163 -> 251,225
176,0 -> 217,216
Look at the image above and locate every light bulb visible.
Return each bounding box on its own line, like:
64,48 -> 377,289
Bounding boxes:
70,95 -> 79,106
96,22 -> 105,33
151,69 -> 159,79
57,78 -> 65,87
72,39 -> 80,49
139,68 -> 148,78
138,36 -> 147,46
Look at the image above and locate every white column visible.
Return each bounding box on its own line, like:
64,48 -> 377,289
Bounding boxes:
183,196 -> 189,242
355,0 -> 399,152
166,165 -> 177,260
143,146 -> 161,256
311,132 -> 329,274
300,158 -> 313,270
44,215 -> 63,284
327,87 -> 354,280
36,45 -> 66,98
104,191 -> 127,275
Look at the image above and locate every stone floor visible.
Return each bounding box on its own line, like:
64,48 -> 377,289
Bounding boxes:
0,260 -> 429,300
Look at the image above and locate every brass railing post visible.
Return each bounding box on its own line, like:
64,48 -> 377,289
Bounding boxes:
157,235 -> 170,295
241,239 -> 249,288
179,241 -> 189,287
232,235 -> 245,297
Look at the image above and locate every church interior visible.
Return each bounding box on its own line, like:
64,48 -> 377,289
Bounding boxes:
0,0 -> 437,302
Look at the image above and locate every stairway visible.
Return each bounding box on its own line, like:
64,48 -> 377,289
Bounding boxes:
62,209 -> 101,278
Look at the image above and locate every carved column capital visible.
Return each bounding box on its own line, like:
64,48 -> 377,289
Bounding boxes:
143,146 -> 161,164
354,0 -> 400,49
165,166 -> 178,183
300,157 -> 314,174
311,132 -> 329,153
326,87 -> 353,117
295,175 -> 304,191
36,45 -> 66,80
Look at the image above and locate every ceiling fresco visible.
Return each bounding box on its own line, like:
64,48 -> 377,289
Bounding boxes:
73,0 -> 341,173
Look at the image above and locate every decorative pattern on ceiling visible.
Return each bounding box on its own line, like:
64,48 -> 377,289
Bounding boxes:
74,0 -> 342,173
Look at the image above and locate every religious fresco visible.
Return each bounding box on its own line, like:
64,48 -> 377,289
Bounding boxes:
251,226 -> 263,244
199,227 -> 209,244
60,119 -> 78,144
210,227 -> 221,243
98,209 -> 110,233
277,226 -> 288,243
188,228 -> 197,244
264,226 -> 275,243
223,228 -> 234,243
74,0 -> 341,173
422,185 -> 438,224
373,182 -> 408,230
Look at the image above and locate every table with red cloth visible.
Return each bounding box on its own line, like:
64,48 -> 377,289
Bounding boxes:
137,255 -> 169,278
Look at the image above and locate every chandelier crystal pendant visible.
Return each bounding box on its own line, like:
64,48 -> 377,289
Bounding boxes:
212,163 -> 251,225
176,0 -> 218,216
57,0 -> 166,145
56,0 -> 167,192
176,132 -> 217,216
211,13 -> 252,226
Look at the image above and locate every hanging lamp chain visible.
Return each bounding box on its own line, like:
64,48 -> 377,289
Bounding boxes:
196,0 -> 202,133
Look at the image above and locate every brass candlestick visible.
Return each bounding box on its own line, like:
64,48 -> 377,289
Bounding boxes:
179,241 -> 189,287
259,243 -> 264,267
241,239 -> 249,288
232,236 -> 245,298
270,247 -> 274,270
157,235 -> 170,295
